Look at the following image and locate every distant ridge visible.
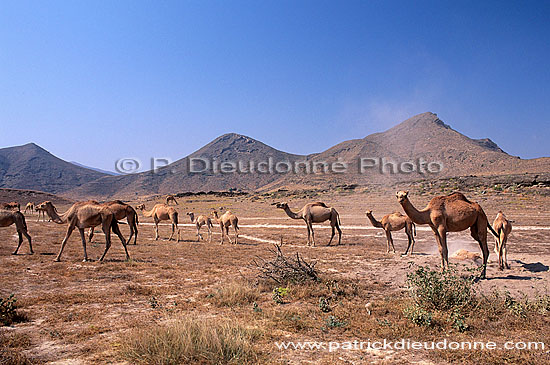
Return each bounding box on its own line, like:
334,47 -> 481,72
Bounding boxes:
0,143 -> 108,194
1,113 -> 549,198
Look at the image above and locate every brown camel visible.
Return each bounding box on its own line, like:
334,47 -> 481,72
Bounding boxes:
273,202 -> 342,247
396,191 -> 497,279
211,210 -> 239,245
2,202 -> 20,211
493,211 -> 512,270
135,204 -> 145,211
165,195 -> 178,205
88,200 -> 139,245
366,210 -> 416,255
24,202 -> 34,214
0,210 -> 32,255
137,204 -> 180,242
38,201 -> 130,262
187,212 -> 213,242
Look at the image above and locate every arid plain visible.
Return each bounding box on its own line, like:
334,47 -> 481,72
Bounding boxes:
1,182 -> 549,364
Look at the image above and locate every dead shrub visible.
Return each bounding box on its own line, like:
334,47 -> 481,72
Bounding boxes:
210,281 -> 260,307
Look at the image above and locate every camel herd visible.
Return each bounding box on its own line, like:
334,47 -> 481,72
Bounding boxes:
0,191 -> 513,278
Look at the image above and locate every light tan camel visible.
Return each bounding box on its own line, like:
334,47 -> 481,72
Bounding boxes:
187,212 -> 213,242
493,211 -> 512,270
165,195 -> 178,205
273,202 -> 342,246
38,201 -> 130,262
137,204 -> 180,241
88,200 -> 139,245
2,202 -> 20,211
0,210 -> 32,255
396,191 -> 497,279
366,210 -> 416,255
35,201 -> 49,222
210,210 -> 239,245
24,202 -> 34,214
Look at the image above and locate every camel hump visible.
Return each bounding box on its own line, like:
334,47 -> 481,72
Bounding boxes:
447,192 -> 471,203
311,202 -> 328,208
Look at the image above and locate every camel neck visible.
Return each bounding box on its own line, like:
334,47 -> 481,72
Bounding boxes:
283,206 -> 301,220
400,198 -> 431,225
366,213 -> 383,228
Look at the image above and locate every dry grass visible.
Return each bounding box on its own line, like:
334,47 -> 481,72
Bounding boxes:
209,281 -> 260,307
0,332 -> 33,365
119,316 -> 261,364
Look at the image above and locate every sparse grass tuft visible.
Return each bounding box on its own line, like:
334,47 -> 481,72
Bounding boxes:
210,281 -> 260,307
120,316 -> 261,364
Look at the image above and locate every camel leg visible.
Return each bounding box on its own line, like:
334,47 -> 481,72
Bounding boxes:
385,230 -> 396,253
438,227 -> 449,272
336,223 -> 342,246
55,223 -> 76,262
99,223 -> 112,262
309,222 -> 316,247
503,237 -> 509,269
207,226 -> 212,243
19,228 -> 33,255
13,232 -> 24,255
471,223 -> 489,279
234,226 -> 238,245
328,225 -> 335,246
305,224 -> 311,246
219,224 -> 224,245
168,223 -> 175,241
78,228 -> 90,262
226,226 -> 233,244
431,226 -> 446,272
154,218 -> 160,240
111,220 -> 130,260
403,228 -> 413,256
177,226 -> 181,242
196,226 -> 202,241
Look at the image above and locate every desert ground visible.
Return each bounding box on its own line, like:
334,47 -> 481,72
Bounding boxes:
1,184 -> 550,364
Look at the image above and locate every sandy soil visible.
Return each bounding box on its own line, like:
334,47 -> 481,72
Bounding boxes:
1,189 -> 549,363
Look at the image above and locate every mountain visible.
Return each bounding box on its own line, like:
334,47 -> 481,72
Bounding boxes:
70,161 -> 119,176
3,113 -> 549,198
0,143 -> 108,194
67,133 -> 305,198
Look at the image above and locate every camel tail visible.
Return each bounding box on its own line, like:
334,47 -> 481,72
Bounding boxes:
487,222 -> 499,238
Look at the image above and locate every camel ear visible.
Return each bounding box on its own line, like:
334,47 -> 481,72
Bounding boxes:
405,191 -> 409,196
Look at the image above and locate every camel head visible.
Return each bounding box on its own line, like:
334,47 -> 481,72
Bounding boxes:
210,210 -> 218,218
396,191 -> 409,203
365,210 -> 373,215
37,201 -> 52,210
136,204 -> 145,211
272,202 -> 288,210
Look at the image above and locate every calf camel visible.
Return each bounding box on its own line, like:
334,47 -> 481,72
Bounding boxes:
396,191 -> 497,279
165,195 -> 178,205
38,201 -> 130,262
137,204 -> 180,242
88,200 -> 139,245
366,210 -> 416,255
24,202 -> 34,214
211,210 -> 239,244
493,211 -> 512,270
0,210 -> 32,255
2,202 -> 20,211
274,202 -> 342,246
187,212 -> 213,242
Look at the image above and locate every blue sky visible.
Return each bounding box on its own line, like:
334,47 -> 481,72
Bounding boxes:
1,0 -> 549,172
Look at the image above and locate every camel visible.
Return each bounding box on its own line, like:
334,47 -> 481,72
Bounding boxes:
37,201 -> 130,262
493,211 -> 512,270
366,210 -> 416,255
88,200 -> 139,245
35,202 -> 50,222
0,210 -> 32,255
2,202 -> 20,211
396,191 -> 497,279
24,202 -> 34,214
137,204 -> 180,242
273,202 -> 342,247
210,210 -> 239,245
187,212 -> 213,242
165,195 -> 178,205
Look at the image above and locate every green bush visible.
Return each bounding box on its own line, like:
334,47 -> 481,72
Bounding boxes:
1,295 -> 25,326
403,305 -> 433,327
